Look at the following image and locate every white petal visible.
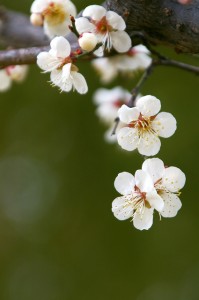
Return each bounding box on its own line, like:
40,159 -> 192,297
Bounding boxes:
133,44 -> 150,55
71,72 -> 88,94
93,46 -> 105,57
137,133 -> 161,156
50,36 -> 71,58
117,127 -> 139,151
162,167 -> 186,192
118,105 -> 139,124
106,11 -> 126,30
75,17 -> 96,34
61,63 -> 72,79
134,170 -> 154,193
136,95 -> 161,117
114,172 -> 135,196
91,57 -> 117,83
31,0 -> 47,13
37,52 -> 60,72
0,70 -> 11,92
112,196 -> 134,220
142,158 -> 165,183
152,112 -> 177,138
160,192 -> 182,218
133,208 -> 154,230
61,0 -> 77,17
44,20 -> 71,38
111,31 -> 132,53
83,5 -> 106,20
147,191 -> 164,212
50,69 -> 63,86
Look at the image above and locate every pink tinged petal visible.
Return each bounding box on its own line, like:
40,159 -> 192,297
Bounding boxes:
111,31 -> 132,53
137,133 -> 161,156
75,17 -> 96,34
71,72 -> 88,94
106,11 -> 126,30
83,5 -> 106,20
160,192 -> 182,218
117,127 -> 139,151
134,170 -> 154,193
118,105 -> 139,124
31,0 -> 47,13
147,191 -> 164,212
152,112 -> 177,138
112,196 -> 134,220
37,52 -> 61,72
50,36 -> 71,58
136,95 -> 161,117
162,167 -> 186,192
133,208 -> 154,230
142,158 -> 165,183
114,172 -> 135,196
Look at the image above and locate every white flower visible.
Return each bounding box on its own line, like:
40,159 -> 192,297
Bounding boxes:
93,87 -> 132,124
78,33 -> 98,52
75,5 -> 131,56
0,65 -> 28,92
117,95 -> 177,156
92,45 -> 151,83
142,158 -> 186,218
30,0 -> 76,38
112,170 -> 164,230
37,36 -> 88,94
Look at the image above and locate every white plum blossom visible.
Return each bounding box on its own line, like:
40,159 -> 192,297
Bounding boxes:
93,87 -> 132,124
117,95 -> 177,156
75,5 -> 132,56
92,45 -> 152,83
93,87 -> 141,143
37,36 -> 88,94
0,65 -> 28,92
112,170 -> 164,230
30,0 -> 76,38
142,158 -> 186,218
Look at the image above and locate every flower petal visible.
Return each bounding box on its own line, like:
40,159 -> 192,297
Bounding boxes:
118,105 -> 139,124
114,172 -> 135,196
137,133 -> 161,156
37,52 -> 60,72
147,191 -> 164,212
117,127 -> 139,151
162,167 -> 186,192
134,170 -> 154,193
44,20 -> 71,38
106,11 -> 126,30
160,192 -> 182,218
142,157 -> 165,183
82,5 -> 106,20
50,69 -> 63,86
133,208 -> 154,230
0,70 -> 11,92
152,112 -> 177,138
75,17 -> 96,34
112,196 -> 134,220
136,95 -> 161,117
50,36 -> 71,58
111,31 -> 132,53
31,0 -> 47,13
71,72 -> 88,94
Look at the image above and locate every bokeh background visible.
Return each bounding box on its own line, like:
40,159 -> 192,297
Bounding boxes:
0,1 -> 199,299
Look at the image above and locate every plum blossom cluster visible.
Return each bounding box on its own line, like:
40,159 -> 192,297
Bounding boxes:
112,158 -> 186,230
0,65 -> 28,92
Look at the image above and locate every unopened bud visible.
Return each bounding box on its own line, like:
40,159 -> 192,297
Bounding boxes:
30,13 -> 43,26
78,33 -> 98,52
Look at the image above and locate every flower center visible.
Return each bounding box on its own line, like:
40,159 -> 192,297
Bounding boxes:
128,113 -> 156,136
94,16 -> 112,34
43,2 -> 67,25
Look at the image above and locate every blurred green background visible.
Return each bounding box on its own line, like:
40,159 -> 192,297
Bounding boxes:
1,1 -> 199,299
